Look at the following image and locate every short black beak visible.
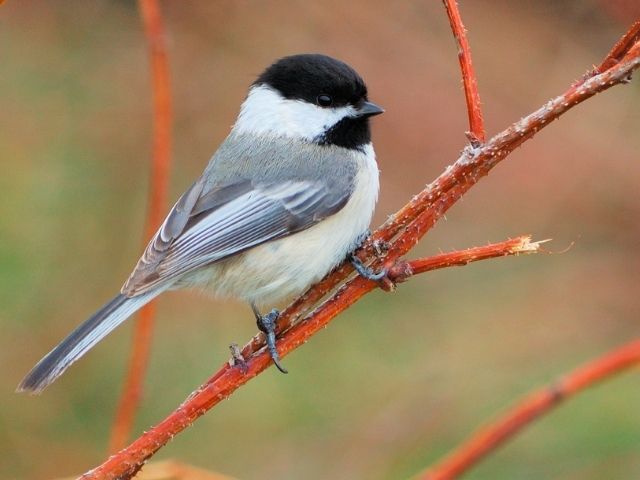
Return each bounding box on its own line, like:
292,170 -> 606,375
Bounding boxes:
356,100 -> 385,118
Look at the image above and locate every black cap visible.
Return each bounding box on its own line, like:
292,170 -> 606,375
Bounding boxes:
255,54 -> 369,109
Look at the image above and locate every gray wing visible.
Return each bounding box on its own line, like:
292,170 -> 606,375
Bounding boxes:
122,178 -> 350,296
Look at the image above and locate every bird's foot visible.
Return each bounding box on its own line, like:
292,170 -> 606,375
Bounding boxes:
349,254 -> 396,292
252,306 -> 288,374
350,253 -> 387,281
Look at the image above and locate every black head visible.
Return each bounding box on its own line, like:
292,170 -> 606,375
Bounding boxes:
254,54 -> 383,149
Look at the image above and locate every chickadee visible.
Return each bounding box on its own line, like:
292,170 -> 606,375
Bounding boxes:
18,53 -> 384,393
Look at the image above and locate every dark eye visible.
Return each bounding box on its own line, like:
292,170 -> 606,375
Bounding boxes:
316,94 -> 333,107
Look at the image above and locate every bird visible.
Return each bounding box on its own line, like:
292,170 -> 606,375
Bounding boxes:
17,53 -> 384,394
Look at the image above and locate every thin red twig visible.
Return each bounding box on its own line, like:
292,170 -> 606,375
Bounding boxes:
109,0 -> 173,454
387,236 -> 543,282
443,0 -> 485,143
420,339 -> 640,480
81,22 -> 640,479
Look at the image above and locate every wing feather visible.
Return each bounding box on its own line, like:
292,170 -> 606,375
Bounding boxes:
122,179 -> 349,296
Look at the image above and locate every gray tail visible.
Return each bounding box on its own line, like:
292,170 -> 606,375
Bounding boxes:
17,291 -> 158,394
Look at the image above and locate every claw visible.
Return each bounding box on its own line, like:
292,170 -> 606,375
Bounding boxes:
252,305 -> 288,374
350,254 -> 387,281
349,254 -> 396,292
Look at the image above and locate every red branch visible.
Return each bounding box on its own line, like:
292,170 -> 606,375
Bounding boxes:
420,339 -> 640,480
387,236 -> 542,283
109,0 -> 173,454
81,18 -> 640,478
443,0 -> 485,143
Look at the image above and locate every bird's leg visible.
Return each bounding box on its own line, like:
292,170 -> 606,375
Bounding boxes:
251,304 -> 288,374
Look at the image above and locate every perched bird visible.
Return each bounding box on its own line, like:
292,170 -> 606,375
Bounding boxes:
18,53 -> 384,393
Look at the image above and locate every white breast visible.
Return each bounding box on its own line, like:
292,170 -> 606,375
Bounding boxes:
192,143 -> 379,308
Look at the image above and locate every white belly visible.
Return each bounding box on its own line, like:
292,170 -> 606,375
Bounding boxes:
182,144 -> 379,308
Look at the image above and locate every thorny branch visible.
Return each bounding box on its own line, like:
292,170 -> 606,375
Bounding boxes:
81,11 -> 640,478
109,0 -> 173,454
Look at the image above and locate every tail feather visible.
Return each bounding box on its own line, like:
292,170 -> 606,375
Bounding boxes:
17,291 -> 158,394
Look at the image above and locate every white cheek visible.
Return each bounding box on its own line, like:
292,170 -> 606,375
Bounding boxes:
233,85 -> 355,141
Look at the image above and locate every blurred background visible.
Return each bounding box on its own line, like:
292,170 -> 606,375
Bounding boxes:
1,1 -> 639,479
